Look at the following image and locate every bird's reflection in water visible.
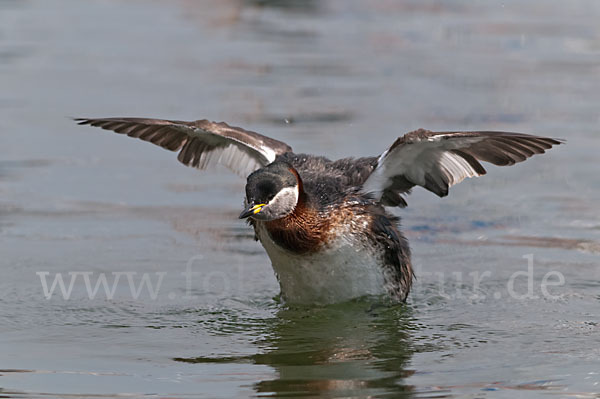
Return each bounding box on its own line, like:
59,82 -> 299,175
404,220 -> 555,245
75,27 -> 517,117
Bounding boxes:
175,299 -> 416,397
177,0 -> 321,30
243,0 -> 320,13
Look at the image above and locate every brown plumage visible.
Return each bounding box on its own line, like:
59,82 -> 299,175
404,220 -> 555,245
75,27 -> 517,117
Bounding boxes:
261,189 -> 326,254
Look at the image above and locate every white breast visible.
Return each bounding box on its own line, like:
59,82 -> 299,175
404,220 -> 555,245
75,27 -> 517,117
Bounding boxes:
254,223 -> 387,305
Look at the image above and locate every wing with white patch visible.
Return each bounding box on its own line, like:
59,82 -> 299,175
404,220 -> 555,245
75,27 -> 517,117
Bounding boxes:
75,117 -> 292,177
362,129 -> 563,206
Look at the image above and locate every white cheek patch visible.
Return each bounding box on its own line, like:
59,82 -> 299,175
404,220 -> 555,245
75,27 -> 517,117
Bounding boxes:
255,184 -> 299,221
269,185 -> 299,208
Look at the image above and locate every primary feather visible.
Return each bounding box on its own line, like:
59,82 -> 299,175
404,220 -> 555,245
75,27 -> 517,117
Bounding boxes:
75,117 -> 292,177
361,129 -> 563,204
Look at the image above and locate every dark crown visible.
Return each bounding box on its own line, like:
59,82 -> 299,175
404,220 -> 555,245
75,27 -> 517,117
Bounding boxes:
245,162 -> 299,204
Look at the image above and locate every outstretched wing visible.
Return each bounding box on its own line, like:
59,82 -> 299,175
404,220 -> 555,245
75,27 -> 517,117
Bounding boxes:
75,117 -> 293,177
361,129 -> 563,207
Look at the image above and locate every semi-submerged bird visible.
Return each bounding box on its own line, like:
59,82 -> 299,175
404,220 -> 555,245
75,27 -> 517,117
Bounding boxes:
76,117 -> 561,305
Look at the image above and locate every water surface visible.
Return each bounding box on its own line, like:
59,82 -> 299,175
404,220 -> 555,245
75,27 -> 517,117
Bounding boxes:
1,0 -> 599,398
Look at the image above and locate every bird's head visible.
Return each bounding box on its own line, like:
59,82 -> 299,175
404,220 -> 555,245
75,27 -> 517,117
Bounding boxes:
239,162 -> 301,221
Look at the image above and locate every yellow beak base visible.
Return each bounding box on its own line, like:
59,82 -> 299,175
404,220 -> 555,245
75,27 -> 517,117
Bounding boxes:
239,203 -> 266,219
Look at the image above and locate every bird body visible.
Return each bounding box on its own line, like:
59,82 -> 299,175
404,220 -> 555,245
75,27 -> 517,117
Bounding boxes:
241,156 -> 412,303
76,117 -> 562,305
255,218 -> 389,304
249,160 -> 411,304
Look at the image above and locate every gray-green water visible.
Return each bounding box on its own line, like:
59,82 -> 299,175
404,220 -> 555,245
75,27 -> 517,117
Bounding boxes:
1,1 -> 599,397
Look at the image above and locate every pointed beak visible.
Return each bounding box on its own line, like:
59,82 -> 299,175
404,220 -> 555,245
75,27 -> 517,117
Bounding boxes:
239,203 -> 266,219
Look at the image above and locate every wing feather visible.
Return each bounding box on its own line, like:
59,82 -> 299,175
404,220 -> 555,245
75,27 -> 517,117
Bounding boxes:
76,117 -> 292,176
362,129 -> 562,206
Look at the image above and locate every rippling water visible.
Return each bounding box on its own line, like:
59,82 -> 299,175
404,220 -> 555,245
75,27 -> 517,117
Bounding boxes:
1,0 -> 599,398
